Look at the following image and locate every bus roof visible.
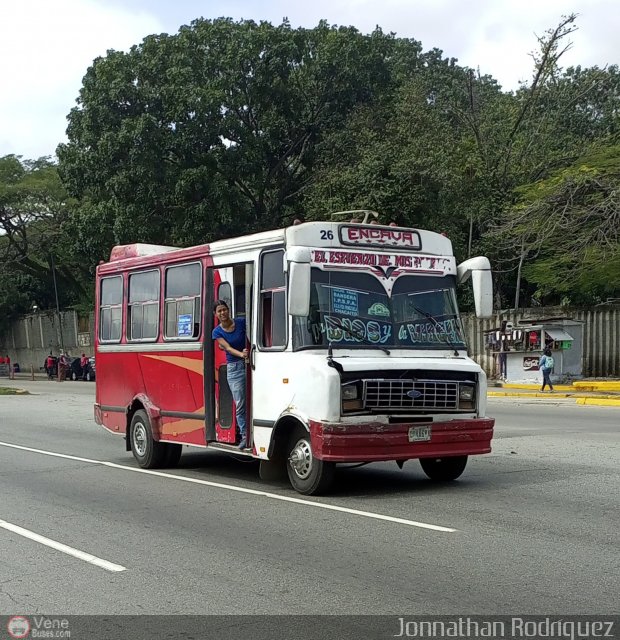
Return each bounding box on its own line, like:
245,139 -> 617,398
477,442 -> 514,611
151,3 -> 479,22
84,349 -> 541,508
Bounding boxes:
109,243 -> 178,261
104,221 -> 452,269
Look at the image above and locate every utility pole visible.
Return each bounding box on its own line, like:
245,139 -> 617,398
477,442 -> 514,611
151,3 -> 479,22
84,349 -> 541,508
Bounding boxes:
50,254 -> 65,354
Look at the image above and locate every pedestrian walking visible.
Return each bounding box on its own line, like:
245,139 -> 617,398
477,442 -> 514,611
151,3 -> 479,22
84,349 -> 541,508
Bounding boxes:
539,348 -> 555,392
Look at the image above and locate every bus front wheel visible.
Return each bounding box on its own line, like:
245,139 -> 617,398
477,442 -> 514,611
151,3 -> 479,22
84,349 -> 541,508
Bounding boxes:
286,430 -> 335,495
130,409 -> 167,469
419,455 -> 468,481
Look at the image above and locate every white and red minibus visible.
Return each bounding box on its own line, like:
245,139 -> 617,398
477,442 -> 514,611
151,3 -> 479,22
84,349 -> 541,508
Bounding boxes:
94,214 -> 494,494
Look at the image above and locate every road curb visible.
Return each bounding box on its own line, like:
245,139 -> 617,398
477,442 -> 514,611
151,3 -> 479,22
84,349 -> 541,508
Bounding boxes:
488,391 -> 571,398
498,383 -> 575,391
575,397 -> 620,407
489,390 -> 620,406
573,382 -> 620,392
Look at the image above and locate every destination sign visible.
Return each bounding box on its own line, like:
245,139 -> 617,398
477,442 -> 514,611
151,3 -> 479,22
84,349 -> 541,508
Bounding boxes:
340,225 -> 422,249
311,249 -> 453,278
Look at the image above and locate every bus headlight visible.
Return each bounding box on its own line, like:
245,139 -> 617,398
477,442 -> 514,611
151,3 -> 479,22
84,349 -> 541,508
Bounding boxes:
342,382 -> 363,412
458,384 -> 475,410
342,384 -> 359,400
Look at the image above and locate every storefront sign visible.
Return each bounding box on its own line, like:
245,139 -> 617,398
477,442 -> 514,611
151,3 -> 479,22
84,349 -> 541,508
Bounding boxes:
523,357 -> 539,371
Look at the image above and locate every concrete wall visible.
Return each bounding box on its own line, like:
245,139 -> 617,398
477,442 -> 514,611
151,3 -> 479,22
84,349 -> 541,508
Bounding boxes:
0,311 -> 95,373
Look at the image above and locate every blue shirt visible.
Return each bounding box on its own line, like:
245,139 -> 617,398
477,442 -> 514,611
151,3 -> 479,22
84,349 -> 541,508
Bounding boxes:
212,318 -> 247,362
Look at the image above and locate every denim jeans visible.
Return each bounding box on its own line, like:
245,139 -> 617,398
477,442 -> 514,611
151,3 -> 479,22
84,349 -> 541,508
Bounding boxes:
226,360 -> 246,437
541,368 -> 553,390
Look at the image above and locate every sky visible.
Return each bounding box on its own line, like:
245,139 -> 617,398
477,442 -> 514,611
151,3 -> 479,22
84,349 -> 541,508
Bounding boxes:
1,0 -> 617,160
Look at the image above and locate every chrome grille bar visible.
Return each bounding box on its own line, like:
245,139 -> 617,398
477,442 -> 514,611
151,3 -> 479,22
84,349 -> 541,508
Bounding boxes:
363,379 -> 459,410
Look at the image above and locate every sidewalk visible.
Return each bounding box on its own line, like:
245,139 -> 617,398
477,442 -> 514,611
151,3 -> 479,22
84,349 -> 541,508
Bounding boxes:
488,380 -> 620,407
0,374 -> 95,397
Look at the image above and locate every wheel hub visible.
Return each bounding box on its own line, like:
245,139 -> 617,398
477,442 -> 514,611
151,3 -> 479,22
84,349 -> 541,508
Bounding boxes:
133,422 -> 147,457
288,439 -> 313,479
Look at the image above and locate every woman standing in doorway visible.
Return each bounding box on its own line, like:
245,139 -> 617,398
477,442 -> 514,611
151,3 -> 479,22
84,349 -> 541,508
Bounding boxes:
212,300 -> 249,449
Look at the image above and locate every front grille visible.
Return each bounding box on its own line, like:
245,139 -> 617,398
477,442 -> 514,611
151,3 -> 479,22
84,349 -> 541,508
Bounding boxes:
363,379 -> 459,410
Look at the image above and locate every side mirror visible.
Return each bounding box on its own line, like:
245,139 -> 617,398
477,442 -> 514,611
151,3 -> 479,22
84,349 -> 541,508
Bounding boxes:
457,257 -> 493,318
288,262 -> 311,316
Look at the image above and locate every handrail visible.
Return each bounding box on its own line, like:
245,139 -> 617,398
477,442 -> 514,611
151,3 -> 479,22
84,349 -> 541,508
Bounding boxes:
329,210 -> 380,224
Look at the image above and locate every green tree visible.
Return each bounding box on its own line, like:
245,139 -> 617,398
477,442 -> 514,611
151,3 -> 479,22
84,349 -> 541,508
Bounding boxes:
58,19 -> 399,250
303,46 -> 511,262
491,143 -> 620,305
0,155 -> 86,330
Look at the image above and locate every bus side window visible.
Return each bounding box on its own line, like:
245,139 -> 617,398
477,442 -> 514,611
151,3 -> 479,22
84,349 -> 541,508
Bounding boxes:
217,282 -> 232,312
164,262 -> 202,340
259,250 -> 286,349
234,284 -> 246,317
262,295 -> 273,347
100,276 -> 123,342
128,270 -> 160,341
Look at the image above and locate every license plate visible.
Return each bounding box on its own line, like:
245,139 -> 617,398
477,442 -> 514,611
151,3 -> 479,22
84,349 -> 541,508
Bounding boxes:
408,426 -> 431,442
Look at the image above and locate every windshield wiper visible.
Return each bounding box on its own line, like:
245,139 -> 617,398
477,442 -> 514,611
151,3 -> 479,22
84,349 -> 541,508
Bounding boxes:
408,304 -> 461,356
326,317 -> 390,355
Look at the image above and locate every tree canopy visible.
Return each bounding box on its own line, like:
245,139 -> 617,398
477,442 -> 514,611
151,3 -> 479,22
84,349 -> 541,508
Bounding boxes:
58,19 -> 408,250
0,155 -> 90,333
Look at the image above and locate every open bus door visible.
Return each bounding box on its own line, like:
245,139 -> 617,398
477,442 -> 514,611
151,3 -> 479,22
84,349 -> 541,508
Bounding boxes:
204,263 -> 253,446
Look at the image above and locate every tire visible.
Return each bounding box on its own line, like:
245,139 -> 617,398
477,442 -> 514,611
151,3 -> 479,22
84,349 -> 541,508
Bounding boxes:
286,429 -> 335,495
129,409 -> 167,468
163,443 -> 182,468
419,455 -> 468,481
70,370 -> 78,381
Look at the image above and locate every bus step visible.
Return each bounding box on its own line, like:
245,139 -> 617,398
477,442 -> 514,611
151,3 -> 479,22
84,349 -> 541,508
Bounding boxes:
209,442 -> 253,455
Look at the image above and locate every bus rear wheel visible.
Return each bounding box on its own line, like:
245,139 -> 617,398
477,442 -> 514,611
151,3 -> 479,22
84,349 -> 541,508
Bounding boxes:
419,455 -> 468,481
286,430 -> 335,495
130,409 -> 167,469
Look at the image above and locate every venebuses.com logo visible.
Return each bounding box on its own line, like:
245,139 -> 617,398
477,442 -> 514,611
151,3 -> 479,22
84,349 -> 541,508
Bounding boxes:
7,616 -> 30,639
6,615 -> 70,639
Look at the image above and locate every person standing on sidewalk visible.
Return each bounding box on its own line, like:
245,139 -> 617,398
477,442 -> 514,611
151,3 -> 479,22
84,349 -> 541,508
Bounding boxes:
58,351 -> 69,382
80,353 -> 90,380
45,352 -> 55,380
539,348 -> 555,392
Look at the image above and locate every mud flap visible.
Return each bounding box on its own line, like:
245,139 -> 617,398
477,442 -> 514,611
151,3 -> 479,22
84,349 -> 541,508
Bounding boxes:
259,458 -> 288,482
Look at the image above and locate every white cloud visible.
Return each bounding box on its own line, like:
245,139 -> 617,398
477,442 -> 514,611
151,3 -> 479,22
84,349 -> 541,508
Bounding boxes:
0,0 -> 162,159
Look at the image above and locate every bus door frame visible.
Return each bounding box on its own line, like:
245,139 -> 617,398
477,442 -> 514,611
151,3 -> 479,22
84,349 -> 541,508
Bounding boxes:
204,261 -> 254,444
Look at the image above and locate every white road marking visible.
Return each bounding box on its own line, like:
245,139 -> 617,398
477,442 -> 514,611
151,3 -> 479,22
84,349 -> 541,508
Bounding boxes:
0,440 -> 457,533
0,519 -> 127,572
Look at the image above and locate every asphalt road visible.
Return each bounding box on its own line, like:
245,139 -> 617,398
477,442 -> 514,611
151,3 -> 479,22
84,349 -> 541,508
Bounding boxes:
0,379 -> 618,617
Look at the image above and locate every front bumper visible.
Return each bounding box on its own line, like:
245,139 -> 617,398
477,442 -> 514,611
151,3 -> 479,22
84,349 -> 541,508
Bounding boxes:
309,417 -> 494,462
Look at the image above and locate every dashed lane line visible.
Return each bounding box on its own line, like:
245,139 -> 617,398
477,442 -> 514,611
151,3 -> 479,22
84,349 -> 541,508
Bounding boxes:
0,518 -> 127,572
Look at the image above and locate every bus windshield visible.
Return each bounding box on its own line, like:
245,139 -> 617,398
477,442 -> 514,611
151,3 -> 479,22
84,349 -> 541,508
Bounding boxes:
292,269 -> 466,350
